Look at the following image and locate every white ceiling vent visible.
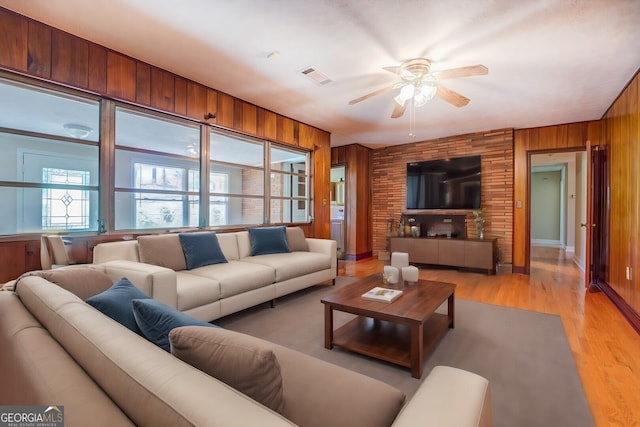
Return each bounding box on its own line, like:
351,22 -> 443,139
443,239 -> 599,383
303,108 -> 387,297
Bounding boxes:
299,67 -> 332,85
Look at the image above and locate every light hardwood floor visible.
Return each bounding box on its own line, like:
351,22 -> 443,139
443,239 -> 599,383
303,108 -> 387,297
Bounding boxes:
339,247 -> 640,427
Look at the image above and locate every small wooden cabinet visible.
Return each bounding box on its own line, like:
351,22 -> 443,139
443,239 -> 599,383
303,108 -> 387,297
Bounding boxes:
389,237 -> 497,274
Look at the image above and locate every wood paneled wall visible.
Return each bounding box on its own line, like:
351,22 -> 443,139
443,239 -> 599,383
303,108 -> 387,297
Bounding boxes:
331,144 -> 373,259
0,8 -> 330,281
370,129 -> 514,265
513,121 -> 599,272
601,70 -> 640,319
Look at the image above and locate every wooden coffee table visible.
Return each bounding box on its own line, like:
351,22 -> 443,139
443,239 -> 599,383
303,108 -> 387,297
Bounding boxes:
321,274 -> 455,378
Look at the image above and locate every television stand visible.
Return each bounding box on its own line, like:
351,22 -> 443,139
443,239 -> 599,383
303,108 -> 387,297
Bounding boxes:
389,236 -> 497,275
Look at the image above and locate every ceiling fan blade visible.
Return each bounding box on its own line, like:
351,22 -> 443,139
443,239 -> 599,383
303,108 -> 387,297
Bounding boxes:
348,85 -> 397,105
431,64 -> 488,80
436,86 -> 470,107
383,65 -> 402,75
391,102 -> 406,118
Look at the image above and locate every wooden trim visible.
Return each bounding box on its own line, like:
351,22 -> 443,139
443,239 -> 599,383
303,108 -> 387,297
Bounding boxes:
595,281 -> 640,335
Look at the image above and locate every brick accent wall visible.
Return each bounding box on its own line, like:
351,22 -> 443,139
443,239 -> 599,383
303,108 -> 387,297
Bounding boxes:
372,129 -> 514,265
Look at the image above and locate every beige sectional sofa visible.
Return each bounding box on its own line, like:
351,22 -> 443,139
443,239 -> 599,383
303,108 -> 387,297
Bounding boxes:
92,228 -> 337,322
0,267 -> 492,427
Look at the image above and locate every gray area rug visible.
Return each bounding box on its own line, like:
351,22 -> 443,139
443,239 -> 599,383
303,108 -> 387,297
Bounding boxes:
215,277 -> 594,427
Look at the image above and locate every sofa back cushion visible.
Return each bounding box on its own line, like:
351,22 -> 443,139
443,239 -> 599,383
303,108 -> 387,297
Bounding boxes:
216,232 -> 240,261
179,232 -> 228,270
137,234 -> 187,271
285,227 -> 309,252
170,326 -> 284,413
25,267 -> 114,300
86,277 -> 151,336
248,226 -> 290,256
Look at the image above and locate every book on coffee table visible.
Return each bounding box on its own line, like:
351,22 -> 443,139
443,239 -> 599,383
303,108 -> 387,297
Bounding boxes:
362,287 -> 403,303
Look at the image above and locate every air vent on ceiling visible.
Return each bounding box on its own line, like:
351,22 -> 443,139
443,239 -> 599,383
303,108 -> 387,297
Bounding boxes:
299,67 -> 332,85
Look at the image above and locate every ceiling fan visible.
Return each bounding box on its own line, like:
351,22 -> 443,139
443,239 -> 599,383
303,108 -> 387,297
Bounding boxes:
349,58 -> 488,119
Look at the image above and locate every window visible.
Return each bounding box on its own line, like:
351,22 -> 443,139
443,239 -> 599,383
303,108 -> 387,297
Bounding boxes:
0,75 -> 312,236
209,131 -> 265,226
270,146 -> 309,223
42,168 -> 91,229
0,78 -> 100,235
114,107 -> 200,230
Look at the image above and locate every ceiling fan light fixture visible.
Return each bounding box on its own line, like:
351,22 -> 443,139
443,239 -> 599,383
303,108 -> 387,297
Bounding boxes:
394,84 -> 416,105
413,84 -> 437,107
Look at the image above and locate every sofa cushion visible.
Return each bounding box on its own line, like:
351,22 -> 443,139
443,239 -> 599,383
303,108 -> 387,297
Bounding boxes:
216,232 -> 240,261
86,277 -> 151,335
31,267 -> 114,300
248,226 -> 290,256
185,261 -> 275,298
174,271 -> 221,312
286,227 -> 308,252
132,298 -> 216,351
179,232 -> 228,270
241,252 -> 332,282
137,234 -> 187,271
170,326 -> 284,414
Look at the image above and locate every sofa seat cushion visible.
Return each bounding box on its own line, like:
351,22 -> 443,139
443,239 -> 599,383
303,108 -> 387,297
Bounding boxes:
170,326 -> 284,414
174,272 -> 221,312
185,261 -> 275,298
241,252 -> 332,282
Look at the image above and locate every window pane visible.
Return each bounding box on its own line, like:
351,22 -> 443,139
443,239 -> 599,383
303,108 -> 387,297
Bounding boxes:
207,196 -> 264,226
114,192 -> 199,230
210,164 -> 263,196
211,131 -> 263,167
0,187 -> 98,235
0,133 -> 99,184
271,146 -> 307,174
115,108 -> 200,156
271,173 -> 308,198
0,78 -> 99,141
271,199 -> 308,223
114,107 -> 200,231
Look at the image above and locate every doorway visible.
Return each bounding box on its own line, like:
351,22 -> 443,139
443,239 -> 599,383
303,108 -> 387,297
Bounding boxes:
530,151 -> 587,271
330,166 -> 346,258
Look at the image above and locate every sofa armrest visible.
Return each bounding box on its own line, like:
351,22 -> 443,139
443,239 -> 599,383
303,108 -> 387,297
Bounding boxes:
305,238 -> 337,276
391,366 -> 491,427
99,260 -> 178,309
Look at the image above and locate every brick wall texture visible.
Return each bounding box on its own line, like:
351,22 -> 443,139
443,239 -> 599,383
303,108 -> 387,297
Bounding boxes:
372,128 -> 514,265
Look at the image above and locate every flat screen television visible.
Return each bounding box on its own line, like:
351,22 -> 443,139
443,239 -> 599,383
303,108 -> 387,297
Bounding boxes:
406,155 -> 481,210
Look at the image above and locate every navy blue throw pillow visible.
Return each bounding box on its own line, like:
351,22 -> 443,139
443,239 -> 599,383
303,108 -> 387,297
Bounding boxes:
85,277 -> 151,335
132,299 -> 217,351
179,232 -> 228,270
248,226 -> 290,256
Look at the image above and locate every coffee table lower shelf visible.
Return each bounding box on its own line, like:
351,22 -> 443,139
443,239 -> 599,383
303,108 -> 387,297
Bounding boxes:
329,313 -> 451,377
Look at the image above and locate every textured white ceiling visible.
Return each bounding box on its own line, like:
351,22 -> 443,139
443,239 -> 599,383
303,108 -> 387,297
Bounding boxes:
2,0 -> 639,148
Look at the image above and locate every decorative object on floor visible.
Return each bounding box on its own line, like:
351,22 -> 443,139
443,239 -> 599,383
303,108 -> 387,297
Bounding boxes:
382,265 -> 400,284
216,277 -> 595,427
401,266 -> 420,283
473,209 -> 485,239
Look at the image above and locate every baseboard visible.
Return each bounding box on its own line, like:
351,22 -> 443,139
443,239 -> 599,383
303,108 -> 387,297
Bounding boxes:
572,257 -> 585,272
344,251 -> 373,261
531,239 -> 563,248
512,265 -> 526,274
595,281 -> 640,335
